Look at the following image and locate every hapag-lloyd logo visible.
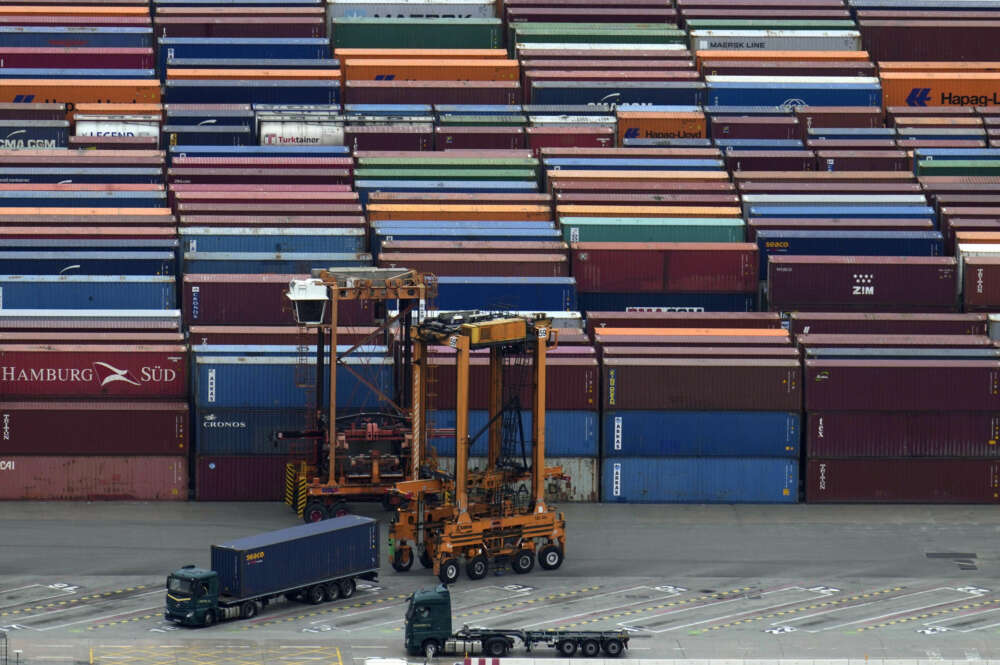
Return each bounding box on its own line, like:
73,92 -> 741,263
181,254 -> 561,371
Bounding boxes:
1,359 -> 180,387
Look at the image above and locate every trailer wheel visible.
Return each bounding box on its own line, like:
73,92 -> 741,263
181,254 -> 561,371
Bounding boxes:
392,548 -> 413,572
421,639 -> 440,658
512,549 -> 535,574
466,555 -> 488,581
307,584 -> 325,605
419,549 -> 433,569
323,583 -> 341,602
240,601 -> 257,619
338,578 -> 356,599
202,610 -> 215,628
485,638 -> 508,657
602,638 -> 624,657
438,558 -> 460,585
581,639 -> 600,657
557,640 -> 577,656
303,501 -> 328,524
538,544 -> 564,570
331,502 -> 350,518
284,591 -> 300,602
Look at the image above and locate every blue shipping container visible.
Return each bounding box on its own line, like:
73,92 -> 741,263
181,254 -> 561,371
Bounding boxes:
165,80 -> 340,106
169,144 -> 349,160
0,190 -> 166,207
180,228 -> 365,254
0,26 -> 152,48
747,205 -> 936,222
162,125 -> 253,147
194,406 -> 313,455
0,167 -> 162,185
601,411 -> 800,458
3,239 -> 178,252
601,457 -> 799,503
530,81 -> 705,106
0,275 -> 176,309
0,251 -> 176,276
0,121 -> 69,150
210,516 -> 377,599
182,252 -> 371,275
706,80 -> 882,108
577,292 -> 755,312
716,139 -> 804,151
157,38 -> 329,77
436,276 -> 577,311
427,409 -> 598,457
756,230 -> 944,279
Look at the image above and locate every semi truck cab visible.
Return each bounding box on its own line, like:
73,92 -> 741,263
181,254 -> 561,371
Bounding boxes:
404,585 -> 453,655
165,565 -> 221,626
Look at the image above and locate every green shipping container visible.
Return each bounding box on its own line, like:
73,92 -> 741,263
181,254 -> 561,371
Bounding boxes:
916,160 -> 1000,177
559,217 -> 746,243
357,157 -> 538,169
684,19 -> 856,31
353,168 -> 538,181
509,23 -> 686,53
437,115 -> 529,127
332,18 -> 502,49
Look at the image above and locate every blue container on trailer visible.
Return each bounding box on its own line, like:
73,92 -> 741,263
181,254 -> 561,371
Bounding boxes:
180,227 -> 365,254
372,225 -> 560,255
164,108 -> 254,126
623,138 -> 714,147
0,190 -> 166,208
542,157 -> 725,171
169,144 -> 349,160
0,121 -> 69,149
182,252 -> 371,275
165,80 -> 340,106
705,80 -> 882,108
601,457 -> 799,503
577,292 -> 755,312
194,406 -> 314,456
167,57 -> 338,70
162,125 -> 253,147
601,411 -> 800,458
435,105 -> 524,116
0,167 -> 163,184
716,138 -> 804,151
435,276 -> 577,311
748,205 -> 936,223
0,251 -> 176,276
210,516 -> 378,600
193,354 -> 393,409
427,410 -> 598,457
756,230 -> 944,279
157,38 -> 329,77
0,275 -> 176,309
0,26 -> 152,48
0,68 -> 155,79
530,82 -> 705,106
355,180 -> 538,206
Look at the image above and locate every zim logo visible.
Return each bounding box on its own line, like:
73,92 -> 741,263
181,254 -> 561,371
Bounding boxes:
851,273 -> 874,296
907,88 -> 932,106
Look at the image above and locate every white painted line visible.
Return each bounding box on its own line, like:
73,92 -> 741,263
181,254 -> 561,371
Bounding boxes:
823,589 -> 971,631
97,645 -> 134,648
646,589 -> 806,633
37,602 -> 161,632
0,584 -> 46,594
281,658 -> 326,661
34,645 -> 74,648
350,646 -> 387,649
27,589 -> 163,629
157,645 -> 184,649
31,657 -> 74,661
281,645 -> 325,649
515,585 -> 667,628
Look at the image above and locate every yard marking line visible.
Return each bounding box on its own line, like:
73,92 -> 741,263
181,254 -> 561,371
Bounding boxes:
0,584 -> 47,595
649,589 -> 803,633
38,602 -> 161,632
337,646 -> 343,665
518,585 -> 664,628
310,600 -> 409,625
827,589 -> 967,631
350,646 -> 387,649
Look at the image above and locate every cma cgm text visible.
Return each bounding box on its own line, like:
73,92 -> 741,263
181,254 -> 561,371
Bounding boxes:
1,139 -> 57,149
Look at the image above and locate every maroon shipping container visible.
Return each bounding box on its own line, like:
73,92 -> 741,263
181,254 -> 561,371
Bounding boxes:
943,219 -> 1000,254
380,240 -> 566,254
0,456 -> 187,501
936,194 -> 1000,208
178,215 -> 361,228
600,345 -> 800,359
594,333 -> 791,347
0,345 -> 188,399
571,242 -> 758,293
68,136 -> 159,150
345,81 -> 521,106
797,333 -> 993,349
429,356 -> 598,410
182,274 -> 374,326
710,116 -> 801,140
805,458 -> 1000,504
525,126 -> 616,154
0,215 -> 172,227
0,102 -> 65,121
187,325 -> 379,346
897,139 -> 987,150
154,17 -> 324,38
0,332 -> 184,344
172,157 -> 351,169
734,170 -> 912,184
739,182 -> 923,195
556,193 -> 740,206
963,257 -> 1000,310
378,252 -> 569,277
507,6 -> 677,22
167,168 -> 352,185
806,411 -> 1000,458
368,192 -> 552,206
0,16 -> 150,27
0,227 -> 177,240
767,256 -> 959,313
603,357 -> 801,410
435,126 -> 525,150
816,150 -> 911,172
156,6 -> 324,16
585,311 -> 781,333
541,147 -> 720,159
428,344 -> 595,359
517,48 -> 692,62
790,312 -> 987,337
171,184 -> 350,194
176,203 -> 361,216
794,106 -> 884,133
804,359 -> 1000,411
173,191 -> 358,209
747,218 -> 935,242
858,10 -> 1000,20
195,455 -> 289,501
0,150 -> 163,167
807,139 -> 899,151
0,47 -> 154,69
522,59 -> 694,73
725,150 -> 816,172
552,181 -> 735,195
0,401 -> 188,455
683,8 -> 849,19
701,61 -> 873,77
344,125 -> 433,152
355,150 -> 533,159
860,20 -> 1000,61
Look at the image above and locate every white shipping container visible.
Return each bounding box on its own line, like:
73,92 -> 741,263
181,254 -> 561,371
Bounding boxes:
437,456 -> 598,502
528,115 -> 616,126
691,29 -> 862,52
74,115 -> 160,139
328,0 -> 495,35
259,120 -> 345,146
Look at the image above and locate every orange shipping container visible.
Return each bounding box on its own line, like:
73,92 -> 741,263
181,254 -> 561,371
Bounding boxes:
334,48 -> 507,60
694,50 -> 870,71
0,80 -> 160,107
167,68 -> 340,80
0,5 -> 149,15
880,72 -> 1000,108
365,204 -> 551,222
343,59 -> 518,82
954,232 -> 1000,245
556,205 -> 743,219
878,62 -> 1000,73
616,111 -> 706,144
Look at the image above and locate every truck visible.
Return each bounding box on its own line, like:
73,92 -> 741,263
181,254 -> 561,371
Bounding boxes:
404,585 -> 630,658
165,515 -> 379,627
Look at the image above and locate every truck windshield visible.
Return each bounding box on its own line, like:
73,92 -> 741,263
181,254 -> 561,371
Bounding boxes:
167,576 -> 192,594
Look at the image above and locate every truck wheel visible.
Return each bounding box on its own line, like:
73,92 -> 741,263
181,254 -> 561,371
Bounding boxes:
602,638 -> 624,657
338,578 -> 356,599
392,548 -> 413,572
241,601 -> 257,619
485,638 -> 508,657
557,640 -> 577,656
202,610 -> 215,628
512,549 -> 535,574
538,544 -> 564,571
419,548 -> 433,568
323,583 -> 341,602
330,502 -> 350,518
284,591 -> 300,602
581,639 -> 600,657
307,584 -> 325,604
438,558 -> 460,585
303,501 -> 328,524
466,555 -> 488,581
421,639 -> 440,658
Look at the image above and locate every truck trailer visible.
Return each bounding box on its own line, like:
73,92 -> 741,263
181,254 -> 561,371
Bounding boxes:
165,515 -> 379,627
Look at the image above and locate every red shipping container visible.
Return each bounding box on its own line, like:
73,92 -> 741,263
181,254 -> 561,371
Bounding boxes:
0,456 -> 187,501
804,359 -> 1000,411
585,311 -> 781,334
725,150 -> 816,172
345,81 -> 521,106
0,345 -> 188,399
748,218 -> 935,242
0,332 -> 184,344
768,256 -> 959,313
167,168 -> 353,186
378,252 -> 569,277
806,411 -> 1000,458
710,116 -> 801,140
0,47 -> 154,69
603,357 -> 801,411
187,325 -> 379,346
0,401 -> 187,455
183,274 -> 375,326
794,106 -> 884,132
435,126 -> 525,150
964,257 -> 1000,310
816,150 -> 911,172
790,312 -> 987,337
379,240 -> 566,255
601,345 -> 800,360
797,334 -> 993,349
806,458 -> 1000,504
195,455 -> 289,501
344,125 -> 433,152
571,242 -> 758,293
